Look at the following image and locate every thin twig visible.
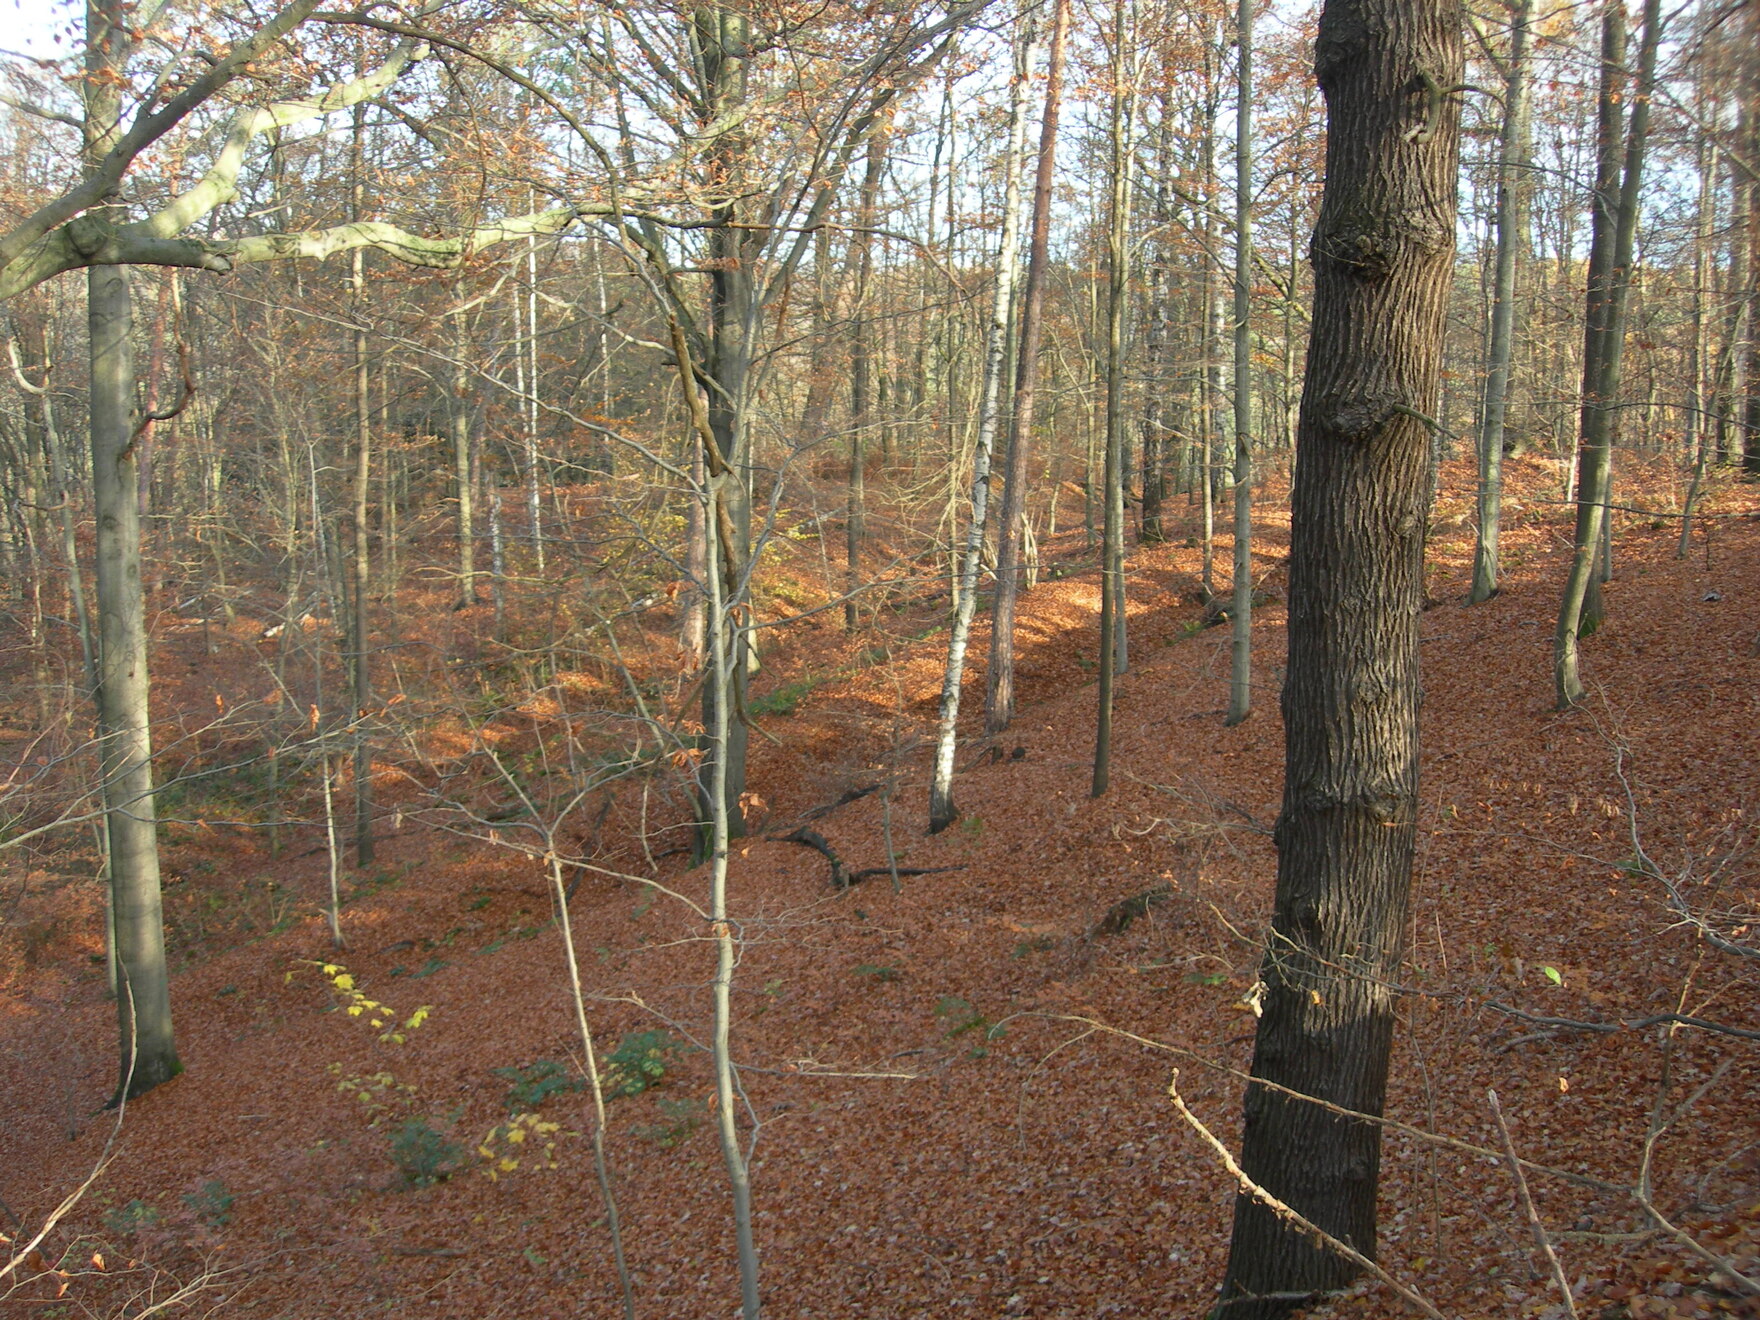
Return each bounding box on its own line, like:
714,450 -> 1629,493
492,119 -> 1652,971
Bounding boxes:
1489,1089 -> 1578,1318
1166,1070 -> 1447,1320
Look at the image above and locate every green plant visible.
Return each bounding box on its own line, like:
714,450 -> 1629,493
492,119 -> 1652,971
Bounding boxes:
103,1199 -> 160,1236
933,995 -> 986,1037
634,1095 -> 705,1148
604,1029 -> 688,1099
853,963 -> 902,983
388,1117 -> 464,1186
747,677 -> 819,719
492,1060 -> 583,1114
181,1180 -> 234,1228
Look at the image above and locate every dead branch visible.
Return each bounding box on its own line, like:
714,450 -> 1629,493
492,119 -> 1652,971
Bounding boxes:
1489,1089 -> 1578,1319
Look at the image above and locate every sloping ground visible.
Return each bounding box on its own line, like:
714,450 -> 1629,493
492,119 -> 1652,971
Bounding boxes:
2,456 -> 1757,1320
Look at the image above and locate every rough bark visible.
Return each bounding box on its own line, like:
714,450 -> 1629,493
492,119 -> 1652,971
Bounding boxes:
1214,0 -> 1460,1309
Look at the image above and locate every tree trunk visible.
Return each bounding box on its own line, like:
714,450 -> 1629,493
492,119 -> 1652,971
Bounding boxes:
1213,0 -> 1460,1307
1225,0 -> 1255,728
451,299 -> 480,607
84,0 -> 180,1104
1470,0 -> 1533,604
846,128 -> 889,634
1554,0 -> 1662,708
1094,0 -> 1136,797
91,261 -> 181,1101
985,0 -> 1069,736
349,117 -> 374,870
928,0 -> 1039,834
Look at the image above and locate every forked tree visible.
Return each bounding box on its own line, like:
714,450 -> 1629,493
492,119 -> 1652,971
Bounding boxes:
1213,0 -> 1461,1309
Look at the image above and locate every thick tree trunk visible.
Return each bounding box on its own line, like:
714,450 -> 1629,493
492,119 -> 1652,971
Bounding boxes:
985,0 -> 1069,736
1470,0 -> 1532,604
91,261 -> 181,1102
1213,0 -> 1460,1308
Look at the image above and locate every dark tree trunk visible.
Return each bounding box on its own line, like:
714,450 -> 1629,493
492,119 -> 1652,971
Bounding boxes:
1213,0 -> 1460,1310
1554,0 -> 1662,706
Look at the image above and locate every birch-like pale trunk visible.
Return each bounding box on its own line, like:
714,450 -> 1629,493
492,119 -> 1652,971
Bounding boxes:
985,0 -> 1069,736
1470,0 -> 1533,604
927,2 -> 1038,833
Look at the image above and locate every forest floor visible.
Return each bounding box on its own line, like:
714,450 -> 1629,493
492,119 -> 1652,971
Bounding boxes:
2,454 -> 1758,1320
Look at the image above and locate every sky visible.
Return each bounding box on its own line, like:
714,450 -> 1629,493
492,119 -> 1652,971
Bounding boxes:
5,0 -> 79,62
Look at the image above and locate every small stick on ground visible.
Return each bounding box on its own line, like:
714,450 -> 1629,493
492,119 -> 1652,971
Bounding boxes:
1489,1089 -> 1578,1319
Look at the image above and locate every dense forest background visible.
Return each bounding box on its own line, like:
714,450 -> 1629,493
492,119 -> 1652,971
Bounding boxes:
1,0 -> 1757,1315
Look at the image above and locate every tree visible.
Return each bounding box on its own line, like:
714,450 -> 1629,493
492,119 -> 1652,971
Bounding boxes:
1213,0 -> 1461,1309
1469,0 -> 1534,605
985,0 -> 1070,736
928,1 -> 1039,834
1554,0 -> 1663,709
1225,0 -> 1254,728
84,0 -> 182,1101
1093,0 -> 1139,797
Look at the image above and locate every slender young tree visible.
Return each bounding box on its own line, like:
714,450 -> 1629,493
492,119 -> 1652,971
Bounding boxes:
1554,0 -> 1663,708
986,0 -> 1070,736
348,103 -> 374,870
847,126 -> 890,634
929,2 -> 1039,833
1469,0 -> 1533,604
1225,0 -> 1254,728
1214,0 -> 1461,1307
1094,0 -> 1137,797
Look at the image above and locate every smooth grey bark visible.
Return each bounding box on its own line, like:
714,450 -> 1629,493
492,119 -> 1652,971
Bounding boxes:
846,128 -> 889,634
1225,0 -> 1254,728
1469,0 -> 1533,604
1213,0 -> 1461,1305
1722,98 -> 1753,472
90,260 -> 180,1101
1555,0 -> 1662,708
84,0 -> 180,1103
450,299 -> 480,607
985,0 -> 1069,737
349,115 -> 373,871
1093,0 -> 1136,798
928,2 -> 1038,833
